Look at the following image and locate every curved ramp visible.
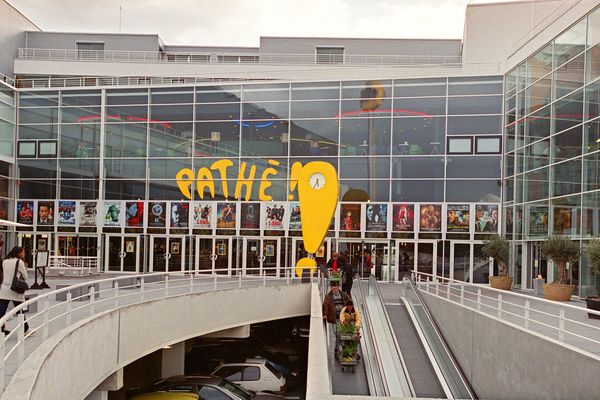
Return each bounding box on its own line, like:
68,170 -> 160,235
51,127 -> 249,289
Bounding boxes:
2,284 -> 310,400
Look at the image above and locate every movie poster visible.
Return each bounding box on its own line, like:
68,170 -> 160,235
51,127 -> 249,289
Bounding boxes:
392,204 -> 414,232
340,204 -> 361,231
475,204 -> 499,233
148,201 -> 167,228
193,201 -> 214,229
125,201 -> 144,227
554,207 -> 576,235
79,201 -> 97,226
264,202 -> 286,230
366,203 -> 387,232
58,201 -> 76,225
288,202 -> 301,230
103,201 -> 122,227
36,201 -> 54,226
217,202 -> 236,229
16,201 -> 34,225
419,204 -> 442,232
241,203 -> 260,229
170,202 -> 189,228
529,206 -> 548,236
447,204 -> 470,233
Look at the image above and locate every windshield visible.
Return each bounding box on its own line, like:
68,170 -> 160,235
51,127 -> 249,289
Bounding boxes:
265,361 -> 282,379
218,379 -> 252,400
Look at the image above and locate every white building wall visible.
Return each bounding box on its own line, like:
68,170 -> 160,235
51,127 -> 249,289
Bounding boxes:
0,0 -> 40,76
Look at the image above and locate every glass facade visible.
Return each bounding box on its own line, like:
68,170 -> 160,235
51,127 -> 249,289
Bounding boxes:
12,76 -> 502,279
504,6 -> 600,296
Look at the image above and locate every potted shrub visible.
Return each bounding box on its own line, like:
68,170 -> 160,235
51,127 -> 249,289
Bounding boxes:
540,235 -> 580,301
481,235 -> 512,290
585,239 -> 600,319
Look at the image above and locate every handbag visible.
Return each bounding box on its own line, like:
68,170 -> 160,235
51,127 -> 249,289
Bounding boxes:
10,260 -> 28,294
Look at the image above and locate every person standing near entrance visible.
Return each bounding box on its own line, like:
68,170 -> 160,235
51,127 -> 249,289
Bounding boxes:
341,254 -> 354,295
327,252 -> 340,272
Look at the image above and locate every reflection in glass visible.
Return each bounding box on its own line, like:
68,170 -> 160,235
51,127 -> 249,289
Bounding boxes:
241,120 -> 289,157
392,180 -> 443,202
446,180 -> 500,202
195,121 -> 240,157
554,19 -> 586,68
340,179 -> 389,202
340,157 -> 390,179
393,117 -> 445,155
289,119 -> 338,156
105,123 -> 147,157
392,157 -> 444,179
340,118 -> 391,155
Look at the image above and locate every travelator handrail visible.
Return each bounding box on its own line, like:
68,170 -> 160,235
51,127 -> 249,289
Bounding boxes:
404,275 -> 477,399
357,276 -> 415,397
0,266 -> 310,393
354,277 -> 387,396
412,271 -> 600,358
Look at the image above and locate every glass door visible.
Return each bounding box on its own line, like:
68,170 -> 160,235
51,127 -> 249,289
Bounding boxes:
263,238 -> 279,276
473,243 -> 492,284
416,241 -> 437,279
195,236 -> 215,273
397,241 -> 416,280
106,235 -> 140,272
150,236 -> 186,272
450,241 -> 471,282
214,237 -> 231,275
244,238 -> 261,276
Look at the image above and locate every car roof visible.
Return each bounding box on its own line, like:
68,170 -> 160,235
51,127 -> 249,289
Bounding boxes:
163,375 -> 223,385
217,360 -> 266,367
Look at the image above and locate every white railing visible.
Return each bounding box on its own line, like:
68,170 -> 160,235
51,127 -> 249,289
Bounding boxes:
0,267 -> 311,393
412,271 -> 600,358
48,256 -> 99,275
18,48 -> 463,67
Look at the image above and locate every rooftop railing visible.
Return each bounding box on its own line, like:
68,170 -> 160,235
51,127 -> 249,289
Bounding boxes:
18,48 -> 463,67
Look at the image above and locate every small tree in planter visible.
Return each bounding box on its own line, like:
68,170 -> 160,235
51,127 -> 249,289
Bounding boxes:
585,239 -> 600,318
540,235 -> 580,301
481,235 -> 512,290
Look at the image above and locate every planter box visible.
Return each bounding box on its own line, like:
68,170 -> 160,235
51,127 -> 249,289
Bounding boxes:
543,284 -> 575,301
489,276 -> 513,290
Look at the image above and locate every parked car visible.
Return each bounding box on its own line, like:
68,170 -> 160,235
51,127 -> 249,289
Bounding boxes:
128,375 -> 281,400
130,392 -> 198,400
212,359 -> 287,394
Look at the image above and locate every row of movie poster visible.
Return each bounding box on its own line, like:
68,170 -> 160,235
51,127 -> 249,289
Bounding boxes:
16,200 -> 500,233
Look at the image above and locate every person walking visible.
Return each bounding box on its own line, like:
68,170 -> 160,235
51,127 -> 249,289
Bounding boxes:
0,246 -> 29,335
322,281 -> 350,324
341,255 -> 355,296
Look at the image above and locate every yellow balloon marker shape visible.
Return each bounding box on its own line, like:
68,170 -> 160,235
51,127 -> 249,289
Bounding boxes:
293,161 -> 338,277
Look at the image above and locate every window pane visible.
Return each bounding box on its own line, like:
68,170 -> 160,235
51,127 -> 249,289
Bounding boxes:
289,119 -> 338,156
38,141 -> 57,156
446,156 -> 500,178
524,139 -> 550,171
476,137 -> 500,153
105,123 -> 147,157
151,87 -> 194,104
391,180 -> 443,202
290,100 -> 339,118
554,19 -> 586,68
196,85 -> 241,103
242,102 -> 289,119
61,124 -> 101,158
393,78 -> 446,97
588,8 -> 600,47
195,121 -> 240,157
150,104 -> 193,121
526,45 -> 553,85
393,117 -> 445,155
447,96 -> 502,115
524,167 -> 549,202
553,158 -> 581,196
526,77 -> 551,114
448,138 -> 472,154
392,157 -> 444,178
291,82 -> 339,100
392,97 -> 445,116
243,366 -> 260,381
340,118 -> 391,156
340,157 -> 390,179
340,180 -> 389,202
446,180 -> 500,202
583,152 -> 600,191
148,122 -> 193,157
554,54 -> 585,99
524,105 -> 551,144
196,103 -> 240,121
18,142 -> 36,157
553,125 -> 582,162
554,89 -> 583,134
241,121 -> 289,157
104,159 -> 146,179
447,115 -> 502,134
105,180 -> 145,200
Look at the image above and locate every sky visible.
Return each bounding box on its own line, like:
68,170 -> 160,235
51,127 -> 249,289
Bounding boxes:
8,0 -> 522,47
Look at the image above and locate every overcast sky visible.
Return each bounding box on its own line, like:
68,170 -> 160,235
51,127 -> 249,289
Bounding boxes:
8,0 -> 521,47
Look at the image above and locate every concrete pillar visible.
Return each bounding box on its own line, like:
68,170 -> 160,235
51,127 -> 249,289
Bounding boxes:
84,390 -> 108,400
162,341 -> 185,378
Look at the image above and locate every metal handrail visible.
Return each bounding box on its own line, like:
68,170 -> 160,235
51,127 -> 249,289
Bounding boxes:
413,271 -> 600,358
0,267 -> 309,393
354,277 -> 388,396
18,48 -> 464,67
